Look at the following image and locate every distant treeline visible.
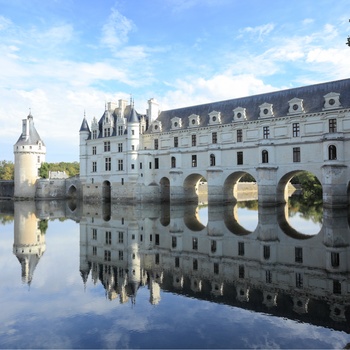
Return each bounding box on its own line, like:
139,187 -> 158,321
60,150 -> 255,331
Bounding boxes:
0,160 -> 79,180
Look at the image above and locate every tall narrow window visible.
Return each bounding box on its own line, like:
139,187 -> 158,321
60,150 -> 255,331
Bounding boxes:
211,240 -> 217,253
295,247 -> 303,263
171,156 -> 176,168
192,155 -> 197,167
329,118 -> 337,133
192,237 -> 198,250
154,139 -> 159,150
155,158 -> 159,169
172,236 -> 177,248
92,161 -> 97,172
296,273 -> 303,288
237,151 -> 243,165
104,141 -> 110,152
118,159 -> 123,171
238,242 -> 245,256
212,132 -> 217,144
104,250 -> 111,261
262,150 -> 269,163
92,130 -> 97,139
105,157 -> 111,171
331,252 -> 340,267
263,126 -> 270,139
193,259 -> 198,271
328,145 -> 337,160
192,134 -> 196,146
105,231 -> 111,245
118,143 -> 123,152
210,154 -> 216,166
239,265 -> 245,278
118,231 -> 124,243
293,147 -> 300,162
237,129 -> 243,142
214,263 -> 219,274
118,126 -> 123,135
263,245 -> 270,260
266,270 -> 272,283
174,136 -> 178,147
92,146 -> 96,155
175,257 -> 180,268
293,123 -> 300,137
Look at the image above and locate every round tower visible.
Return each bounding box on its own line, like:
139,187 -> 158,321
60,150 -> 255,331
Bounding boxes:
79,113 -> 91,181
13,113 -> 46,198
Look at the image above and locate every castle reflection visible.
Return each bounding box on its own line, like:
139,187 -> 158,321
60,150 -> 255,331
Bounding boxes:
7,199 -> 350,332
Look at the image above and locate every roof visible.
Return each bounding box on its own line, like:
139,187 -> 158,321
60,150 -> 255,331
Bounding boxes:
79,117 -> 90,133
15,114 -> 45,146
147,78 -> 350,133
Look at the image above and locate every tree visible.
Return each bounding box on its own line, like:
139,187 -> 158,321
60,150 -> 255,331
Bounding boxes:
0,161 -> 14,180
38,162 -> 80,179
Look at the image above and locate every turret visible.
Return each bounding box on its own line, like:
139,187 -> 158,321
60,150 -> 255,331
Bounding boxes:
13,113 -> 46,198
127,105 -> 140,180
79,114 -> 91,179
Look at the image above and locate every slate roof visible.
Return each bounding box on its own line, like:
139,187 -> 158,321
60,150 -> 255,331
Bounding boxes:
147,78 -> 350,133
15,114 -> 45,146
79,117 -> 91,133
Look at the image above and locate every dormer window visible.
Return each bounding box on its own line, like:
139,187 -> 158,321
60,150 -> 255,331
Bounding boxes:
288,98 -> 304,114
208,111 -> 221,125
259,103 -> 274,118
152,121 -> 162,132
233,107 -> 247,121
171,117 -> 182,129
188,114 -> 200,128
323,92 -> 341,110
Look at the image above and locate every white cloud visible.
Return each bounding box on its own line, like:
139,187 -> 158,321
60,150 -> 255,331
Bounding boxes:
239,23 -> 275,40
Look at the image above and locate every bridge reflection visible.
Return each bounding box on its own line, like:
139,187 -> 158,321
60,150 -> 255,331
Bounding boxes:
4,199 -> 350,332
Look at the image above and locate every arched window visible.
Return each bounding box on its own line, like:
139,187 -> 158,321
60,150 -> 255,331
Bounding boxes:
328,145 -> 337,160
210,154 -> 216,166
262,150 -> 269,163
171,156 -> 176,168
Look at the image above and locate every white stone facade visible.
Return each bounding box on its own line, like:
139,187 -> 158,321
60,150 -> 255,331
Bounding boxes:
79,78 -> 350,206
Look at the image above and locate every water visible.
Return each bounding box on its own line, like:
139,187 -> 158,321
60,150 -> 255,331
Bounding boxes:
0,199 -> 349,349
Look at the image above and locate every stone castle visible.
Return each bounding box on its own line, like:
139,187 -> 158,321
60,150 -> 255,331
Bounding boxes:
3,77 -> 350,206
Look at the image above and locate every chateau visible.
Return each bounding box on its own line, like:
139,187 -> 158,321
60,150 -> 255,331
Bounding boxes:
79,78 -> 350,206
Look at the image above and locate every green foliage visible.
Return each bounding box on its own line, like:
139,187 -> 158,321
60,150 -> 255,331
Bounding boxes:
289,195 -> 323,225
240,173 -> 255,182
0,214 -> 14,225
290,172 -> 322,201
0,161 -> 14,180
38,219 -> 48,234
38,162 -> 80,179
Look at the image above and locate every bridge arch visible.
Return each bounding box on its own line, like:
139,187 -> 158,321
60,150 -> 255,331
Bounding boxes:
160,177 -> 170,202
223,171 -> 257,203
67,185 -> 77,199
102,180 -> 111,202
183,173 -> 207,203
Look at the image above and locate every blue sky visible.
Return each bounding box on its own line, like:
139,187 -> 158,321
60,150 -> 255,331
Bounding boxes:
0,0 -> 349,162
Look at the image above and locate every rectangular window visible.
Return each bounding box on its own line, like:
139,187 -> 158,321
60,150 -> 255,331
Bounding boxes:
329,118 -> 337,133
192,134 -> 196,146
118,126 -> 123,135
296,273 -> 303,288
192,237 -> 198,250
214,263 -> 219,274
118,143 -> 123,152
175,257 -> 180,268
331,252 -> 340,267
193,259 -> 198,271
212,132 -> 217,144
237,129 -> 243,142
333,280 -> 341,294
293,123 -> 300,137
172,236 -> 177,248
155,234 -> 160,246
104,250 -> 111,261
174,136 -> 178,148
105,231 -> 111,245
155,158 -> 159,169
104,141 -> 110,152
131,145 -> 135,151
263,245 -> 270,260
238,242 -> 245,256
239,265 -> 245,278
293,147 -> 300,163
118,250 -> 123,261
105,157 -> 111,171
92,246 -> 97,256
263,126 -> 270,139
266,270 -> 272,283
118,159 -> 123,171
92,228 -> 97,240
104,128 -> 111,137
92,161 -> 97,172
211,240 -> 217,253
192,155 -> 197,167
237,151 -> 243,165
154,139 -> 159,150
295,247 -> 303,263
140,162 -> 142,169
149,162 -> 152,169
92,130 -> 97,139
118,231 -> 124,244
92,146 -> 96,155
155,253 -> 159,265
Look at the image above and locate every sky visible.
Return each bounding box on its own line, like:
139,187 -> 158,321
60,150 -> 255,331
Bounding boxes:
0,0 -> 349,162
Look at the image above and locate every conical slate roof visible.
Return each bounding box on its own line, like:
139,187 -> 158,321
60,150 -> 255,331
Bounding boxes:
15,113 -> 45,146
79,117 -> 91,133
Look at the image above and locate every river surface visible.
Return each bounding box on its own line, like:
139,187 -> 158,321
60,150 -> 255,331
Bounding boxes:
0,199 -> 349,349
